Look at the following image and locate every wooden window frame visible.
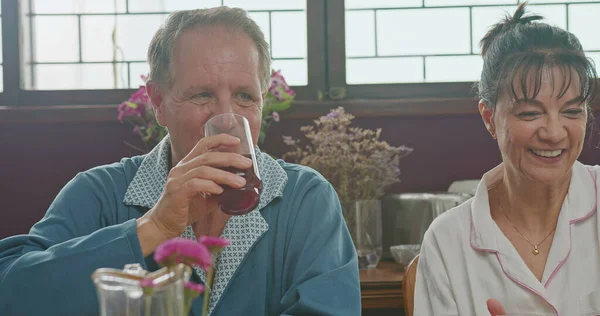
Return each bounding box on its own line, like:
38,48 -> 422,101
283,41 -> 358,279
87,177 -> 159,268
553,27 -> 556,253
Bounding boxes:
1,0 -> 598,120
0,0 -> 327,106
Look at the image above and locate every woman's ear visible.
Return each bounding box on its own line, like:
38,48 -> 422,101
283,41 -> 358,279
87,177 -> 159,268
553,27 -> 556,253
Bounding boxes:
478,100 -> 496,139
146,81 -> 167,127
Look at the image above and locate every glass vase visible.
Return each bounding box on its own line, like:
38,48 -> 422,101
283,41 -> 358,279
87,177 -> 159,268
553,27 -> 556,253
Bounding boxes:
92,263 -> 191,316
343,200 -> 383,269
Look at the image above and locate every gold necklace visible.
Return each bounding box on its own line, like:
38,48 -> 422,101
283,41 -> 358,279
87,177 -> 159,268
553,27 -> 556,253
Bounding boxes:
496,198 -> 556,256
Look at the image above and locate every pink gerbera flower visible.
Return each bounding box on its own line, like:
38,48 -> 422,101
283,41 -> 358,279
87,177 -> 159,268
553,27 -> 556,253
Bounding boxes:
154,238 -> 212,270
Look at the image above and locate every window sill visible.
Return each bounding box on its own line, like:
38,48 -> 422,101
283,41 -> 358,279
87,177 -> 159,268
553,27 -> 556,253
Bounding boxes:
1,98 -> 598,123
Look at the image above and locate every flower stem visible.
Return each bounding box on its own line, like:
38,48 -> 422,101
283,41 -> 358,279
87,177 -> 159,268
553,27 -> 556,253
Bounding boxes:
122,140 -> 147,154
202,267 -> 214,315
144,296 -> 152,316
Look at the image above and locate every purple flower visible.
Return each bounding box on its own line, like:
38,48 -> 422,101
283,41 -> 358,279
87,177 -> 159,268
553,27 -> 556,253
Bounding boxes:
184,281 -> 205,294
326,112 -> 340,119
154,238 -> 212,270
198,236 -> 230,254
272,112 -> 280,122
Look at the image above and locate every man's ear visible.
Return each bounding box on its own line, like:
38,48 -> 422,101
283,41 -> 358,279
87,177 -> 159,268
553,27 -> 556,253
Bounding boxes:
478,100 -> 496,139
146,81 -> 167,127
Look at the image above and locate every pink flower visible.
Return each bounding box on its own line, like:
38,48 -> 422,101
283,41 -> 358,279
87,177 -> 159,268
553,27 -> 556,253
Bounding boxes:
140,277 -> 155,296
270,88 -> 284,101
270,70 -> 289,88
272,112 -> 280,122
198,236 -> 230,254
117,73 -> 168,152
184,282 -> 205,294
117,100 -> 145,122
129,86 -> 150,106
269,70 -> 295,99
139,278 -> 154,288
154,238 -> 212,270
183,281 -> 205,314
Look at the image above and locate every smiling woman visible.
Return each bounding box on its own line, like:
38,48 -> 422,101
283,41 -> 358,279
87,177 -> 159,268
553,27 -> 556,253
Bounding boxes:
413,3 -> 600,316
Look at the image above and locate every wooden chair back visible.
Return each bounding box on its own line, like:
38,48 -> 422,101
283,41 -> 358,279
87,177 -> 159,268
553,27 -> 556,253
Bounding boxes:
403,254 -> 420,316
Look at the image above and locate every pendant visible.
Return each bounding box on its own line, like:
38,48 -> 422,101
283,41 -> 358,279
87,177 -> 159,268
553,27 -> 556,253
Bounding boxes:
532,246 -> 539,255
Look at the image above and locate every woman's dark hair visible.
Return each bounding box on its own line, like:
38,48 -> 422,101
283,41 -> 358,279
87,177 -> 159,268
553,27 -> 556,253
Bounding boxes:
477,2 -> 597,120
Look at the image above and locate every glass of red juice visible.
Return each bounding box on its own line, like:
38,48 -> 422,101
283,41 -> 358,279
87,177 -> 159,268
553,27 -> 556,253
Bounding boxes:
204,113 -> 262,216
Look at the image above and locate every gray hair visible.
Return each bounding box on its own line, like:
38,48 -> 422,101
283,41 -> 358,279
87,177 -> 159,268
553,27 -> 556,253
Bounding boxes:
147,6 -> 271,91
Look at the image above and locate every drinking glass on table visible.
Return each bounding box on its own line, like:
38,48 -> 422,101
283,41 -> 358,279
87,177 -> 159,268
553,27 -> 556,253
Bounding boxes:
204,113 -> 263,215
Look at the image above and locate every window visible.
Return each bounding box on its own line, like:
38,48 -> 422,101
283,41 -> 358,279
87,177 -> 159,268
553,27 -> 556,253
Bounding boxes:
22,0 -> 307,91
0,3 -> 3,93
344,0 -> 600,86
1,0 -> 598,107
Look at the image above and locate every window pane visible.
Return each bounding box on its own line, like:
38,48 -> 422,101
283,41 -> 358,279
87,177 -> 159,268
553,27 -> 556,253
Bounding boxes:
224,0 -> 306,10
26,2 -> 308,90
346,11 -> 376,57
33,0 -> 127,13
346,57 -> 423,84
116,15 -> 168,61
34,16 -> 79,62
0,13 -> 2,93
35,64 -> 129,90
0,16 -> 2,64
528,5 -> 567,28
425,55 -> 482,82
81,16 -> 115,62
471,5 -> 567,54
343,1 -> 597,85
345,0 -> 422,9
271,59 -> 307,86
21,4 -> 33,90
569,4 -> 600,51
247,12 -> 271,47
128,0 -> 221,12
81,15 -> 167,62
528,0 -> 598,3
425,0 -> 516,6
271,12 -> 306,58
129,63 -> 150,88
587,52 -> 600,74
377,8 -> 471,55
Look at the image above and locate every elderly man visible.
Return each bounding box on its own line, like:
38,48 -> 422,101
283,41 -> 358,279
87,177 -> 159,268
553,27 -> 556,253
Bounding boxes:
0,7 -> 360,316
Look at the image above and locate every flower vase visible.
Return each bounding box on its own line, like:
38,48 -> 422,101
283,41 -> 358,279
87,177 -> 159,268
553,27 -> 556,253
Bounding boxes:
342,200 -> 383,269
92,263 -> 191,316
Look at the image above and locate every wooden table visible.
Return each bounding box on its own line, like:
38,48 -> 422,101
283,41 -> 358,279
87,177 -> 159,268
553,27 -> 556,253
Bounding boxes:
360,261 -> 405,315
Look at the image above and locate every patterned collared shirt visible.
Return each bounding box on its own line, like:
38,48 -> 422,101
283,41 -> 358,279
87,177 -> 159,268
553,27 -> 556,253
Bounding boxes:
123,136 -> 288,315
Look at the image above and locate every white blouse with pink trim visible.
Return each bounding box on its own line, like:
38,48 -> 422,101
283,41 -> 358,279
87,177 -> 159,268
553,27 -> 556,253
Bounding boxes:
414,161 -> 599,316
